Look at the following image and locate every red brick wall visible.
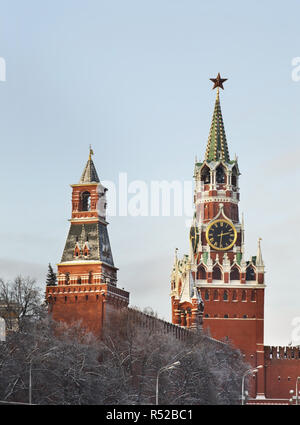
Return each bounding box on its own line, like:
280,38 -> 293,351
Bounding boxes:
49,292 -> 105,335
264,347 -> 300,400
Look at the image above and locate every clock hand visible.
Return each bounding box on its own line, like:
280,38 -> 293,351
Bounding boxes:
220,232 -> 223,247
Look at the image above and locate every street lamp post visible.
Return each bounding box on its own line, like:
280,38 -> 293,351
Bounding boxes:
241,365 -> 263,405
29,359 -> 33,405
28,347 -> 58,405
156,361 -> 180,405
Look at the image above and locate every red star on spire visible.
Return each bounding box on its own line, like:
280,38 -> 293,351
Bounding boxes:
210,73 -> 228,90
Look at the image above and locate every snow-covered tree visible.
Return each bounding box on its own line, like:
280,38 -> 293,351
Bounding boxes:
46,263 -> 57,286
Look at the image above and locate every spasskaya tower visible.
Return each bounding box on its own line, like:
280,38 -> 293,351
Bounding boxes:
171,74 -> 266,398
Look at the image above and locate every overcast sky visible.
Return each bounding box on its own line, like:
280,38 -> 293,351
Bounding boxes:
0,0 -> 300,345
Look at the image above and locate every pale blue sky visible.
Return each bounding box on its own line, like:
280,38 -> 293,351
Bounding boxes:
0,0 -> 300,345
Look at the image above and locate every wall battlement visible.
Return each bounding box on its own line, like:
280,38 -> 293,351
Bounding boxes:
127,307 -> 191,341
126,307 -> 227,350
264,346 -> 300,360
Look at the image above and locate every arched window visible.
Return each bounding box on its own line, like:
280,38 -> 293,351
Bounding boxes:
205,314 -> 209,318
65,272 -> 70,285
216,165 -> 226,184
205,290 -> 209,301
230,266 -> 240,281
251,290 -> 256,302
197,265 -> 206,280
81,191 -> 91,211
232,290 -> 237,301
201,165 -> 211,184
213,290 -> 219,301
242,290 -> 247,301
224,314 -> 228,318
88,271 -> 92,284
223,290 -> 228,301
232,166 -> 238,187
77,277 -> 81,285
212,266 -> 222,280
246,266 -> 256,281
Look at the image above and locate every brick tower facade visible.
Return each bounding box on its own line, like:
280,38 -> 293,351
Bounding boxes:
171,75 -> 266,398
46,149 -> 129,335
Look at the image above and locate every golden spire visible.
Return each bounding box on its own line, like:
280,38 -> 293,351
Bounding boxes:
89,145 -> 94,161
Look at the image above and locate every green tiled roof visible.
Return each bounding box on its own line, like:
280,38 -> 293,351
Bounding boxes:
205,90 -> 230,162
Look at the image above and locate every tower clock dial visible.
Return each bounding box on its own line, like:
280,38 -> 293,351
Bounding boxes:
206,219 -> 237,251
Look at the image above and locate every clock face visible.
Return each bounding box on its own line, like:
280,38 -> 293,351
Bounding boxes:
206,219 -> 237,251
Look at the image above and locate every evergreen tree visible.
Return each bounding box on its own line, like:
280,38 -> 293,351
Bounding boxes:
46,263 -> 57,286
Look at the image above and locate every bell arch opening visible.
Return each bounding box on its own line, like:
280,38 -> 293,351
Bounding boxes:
231,165 -> 238,188
246,266 -> 256,281
201,165 -> 211,184
81,191 -> 91,211
216,164 -> 226,184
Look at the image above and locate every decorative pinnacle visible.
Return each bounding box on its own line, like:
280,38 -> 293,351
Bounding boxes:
89,145 -> 94,161
79,146 -> 100,183
210,73 -> 228,90
256,237 -> 264,267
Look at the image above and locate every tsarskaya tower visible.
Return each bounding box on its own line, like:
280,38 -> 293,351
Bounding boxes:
46,148 -> 129,335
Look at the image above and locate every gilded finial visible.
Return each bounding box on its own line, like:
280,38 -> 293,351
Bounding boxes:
89,145 -> 94,161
